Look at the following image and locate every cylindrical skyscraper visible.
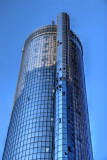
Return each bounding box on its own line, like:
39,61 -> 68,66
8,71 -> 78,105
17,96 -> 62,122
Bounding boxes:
3,13 -> 93,160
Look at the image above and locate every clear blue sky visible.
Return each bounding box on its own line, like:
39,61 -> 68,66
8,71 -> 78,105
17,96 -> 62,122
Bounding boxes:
0,0 -> 107,159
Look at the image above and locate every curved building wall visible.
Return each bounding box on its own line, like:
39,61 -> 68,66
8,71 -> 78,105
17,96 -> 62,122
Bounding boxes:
3,26 -> 57,160
70,31 -> 93,160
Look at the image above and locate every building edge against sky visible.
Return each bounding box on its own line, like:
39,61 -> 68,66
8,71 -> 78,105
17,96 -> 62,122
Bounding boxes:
2,12 -> 93,160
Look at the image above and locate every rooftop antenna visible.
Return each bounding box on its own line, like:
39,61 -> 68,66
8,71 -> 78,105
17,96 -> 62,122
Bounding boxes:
52,20 -> 55,25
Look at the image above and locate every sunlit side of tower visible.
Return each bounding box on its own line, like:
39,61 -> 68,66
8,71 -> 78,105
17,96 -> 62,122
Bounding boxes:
3,13 -> 93,160
3,25 -> 57,160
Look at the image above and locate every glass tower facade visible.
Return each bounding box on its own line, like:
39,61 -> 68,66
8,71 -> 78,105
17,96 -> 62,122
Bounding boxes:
3,13 -> 93,160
